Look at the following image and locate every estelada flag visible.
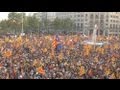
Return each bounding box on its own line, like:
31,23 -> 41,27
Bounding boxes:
33,59 -> 38,66
94,57 -> 98,63
105,68 -> 111,76
111,56 -> 116,62
101,48 -> 104,54
5,37 -> 9,42
85,49 -> 90,56
88,69 -> 93,77
114,43 -> 119,49
52,39 -> 57,49
58,52 -> 63,60
37,67 -> 45,75
31,47 -> 35,53
79,66 -> 86,76
109,73 -> 116,79
17,36 -> 22,43
0,64 -> 2,69
43,48 -> 47,53
3,50 -> 12,58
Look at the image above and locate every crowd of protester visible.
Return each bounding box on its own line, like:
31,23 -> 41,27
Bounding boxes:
0,33 -> 119,79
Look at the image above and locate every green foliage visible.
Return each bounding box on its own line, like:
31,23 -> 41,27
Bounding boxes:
0,12 -> 74,34
52,18 -> 74,32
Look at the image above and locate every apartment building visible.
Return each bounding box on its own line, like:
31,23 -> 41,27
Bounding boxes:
35,12 -> 56,22
56,12 -> 120,36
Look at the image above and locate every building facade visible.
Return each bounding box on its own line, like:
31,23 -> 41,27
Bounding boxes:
56,12 -> 120,36
35,12 -> 56,22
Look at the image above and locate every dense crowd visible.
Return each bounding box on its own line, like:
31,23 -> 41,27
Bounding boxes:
0,33 -> 119,79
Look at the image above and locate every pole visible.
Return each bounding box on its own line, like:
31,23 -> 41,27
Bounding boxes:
22,13 -> 24,34
46,12 -> 47,33
38,21 -> 39,35
108,29 -> 109,43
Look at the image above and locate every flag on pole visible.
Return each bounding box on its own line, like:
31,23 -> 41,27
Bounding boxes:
3,50 -> 12,58
37,67 -> 45,75
79,66 -> 86,76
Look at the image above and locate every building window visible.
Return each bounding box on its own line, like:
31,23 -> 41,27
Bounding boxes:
90,14 -> 93,19
78,15 -> 80,17
106,19 -> 108,22
113,24 -> 115,28
95,20 -> 98,24
81,23 -> 83,28
110,24 -> 112,28
116,25 -> 118,29
100,15 -> 104,19
106,15 -> 108,18
86,14 -> 88,17
90,21 -> 93,24
95,15 -> 98,19
100,20 -> 103,23
76,23 -> 77,26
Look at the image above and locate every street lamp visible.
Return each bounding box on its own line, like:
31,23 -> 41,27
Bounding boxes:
21,12 -> 25,36
22,13 -> 24,34
45,12 -> 48,33
12,20 -> 16,34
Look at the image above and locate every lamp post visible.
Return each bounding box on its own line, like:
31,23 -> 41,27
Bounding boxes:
13,20 -> 16,34
45,12 -> 48,33
20,12 -> 26,36
21,12 -> 24,34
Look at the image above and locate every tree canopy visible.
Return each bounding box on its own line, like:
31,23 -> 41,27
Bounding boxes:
0,12 -> 74,34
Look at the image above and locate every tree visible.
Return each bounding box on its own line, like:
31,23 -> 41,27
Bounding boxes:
52,18 -> 74,33
8,12 -> 26,34
25,14 -> 40,34
0,12 -> 74,34
0,20 -> 9,33
0,12 -> 41,34
62,18 -> 73,31
52,18 -> 62,31
0,20 -> 8,30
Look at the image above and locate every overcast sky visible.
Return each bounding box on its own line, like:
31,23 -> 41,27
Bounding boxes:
0,12 -> 9,20
0,12 -> 38,20
0,12 -> 56,20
